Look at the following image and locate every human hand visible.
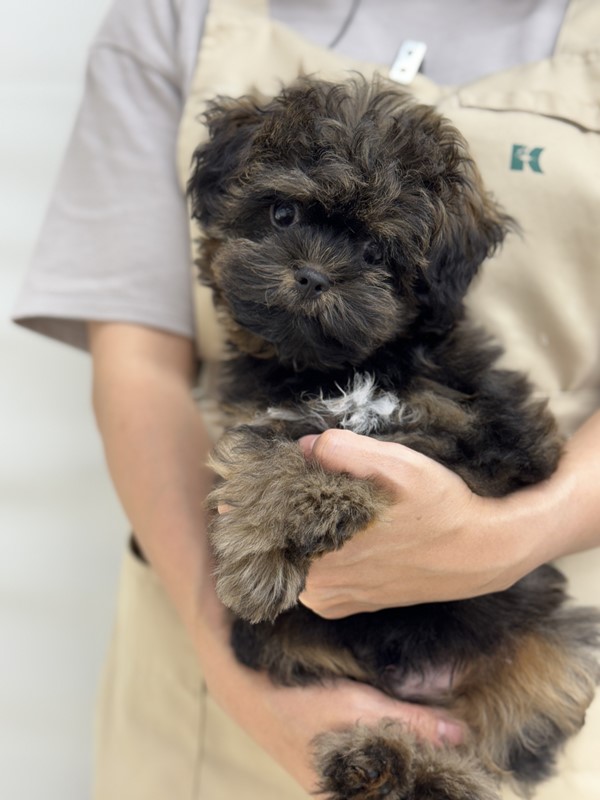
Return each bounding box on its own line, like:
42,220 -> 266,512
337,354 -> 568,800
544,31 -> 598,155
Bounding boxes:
298,429 -> 542,618
199,633 -> 465,795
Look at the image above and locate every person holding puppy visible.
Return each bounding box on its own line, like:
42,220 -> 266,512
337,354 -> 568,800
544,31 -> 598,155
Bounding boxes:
13,0 -> 600,798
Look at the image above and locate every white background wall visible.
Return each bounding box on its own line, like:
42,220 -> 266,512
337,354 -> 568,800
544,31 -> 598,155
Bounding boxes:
1,2 -> 128,797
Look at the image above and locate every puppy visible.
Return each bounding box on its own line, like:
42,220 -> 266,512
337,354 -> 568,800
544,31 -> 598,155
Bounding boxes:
187,77 -> 600,800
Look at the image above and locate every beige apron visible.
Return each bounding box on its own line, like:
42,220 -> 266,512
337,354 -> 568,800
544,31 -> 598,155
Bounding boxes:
94,1 -> 600,797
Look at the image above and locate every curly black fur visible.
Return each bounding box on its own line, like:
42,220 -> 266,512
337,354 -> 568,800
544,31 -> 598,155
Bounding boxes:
187,77 -> 600,800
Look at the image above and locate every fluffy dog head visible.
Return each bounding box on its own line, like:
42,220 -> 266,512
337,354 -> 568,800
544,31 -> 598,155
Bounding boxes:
188,77 -> 512,371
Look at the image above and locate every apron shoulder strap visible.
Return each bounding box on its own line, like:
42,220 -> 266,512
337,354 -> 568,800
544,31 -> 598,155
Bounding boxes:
555,0 -> 600,54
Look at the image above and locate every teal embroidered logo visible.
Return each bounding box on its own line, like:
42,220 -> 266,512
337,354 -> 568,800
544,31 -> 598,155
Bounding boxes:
510,144 -> 544,173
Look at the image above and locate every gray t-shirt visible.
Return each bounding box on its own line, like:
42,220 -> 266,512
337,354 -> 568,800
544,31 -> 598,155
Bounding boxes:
12,0 -> 569,350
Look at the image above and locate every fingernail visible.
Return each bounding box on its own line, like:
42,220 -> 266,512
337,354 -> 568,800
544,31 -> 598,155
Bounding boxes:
437,719 -> 464,745
298,434 -> 319,456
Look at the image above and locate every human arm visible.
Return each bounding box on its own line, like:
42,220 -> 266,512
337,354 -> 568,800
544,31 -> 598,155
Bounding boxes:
88,321 -> 465,791
299,411 -> 600,618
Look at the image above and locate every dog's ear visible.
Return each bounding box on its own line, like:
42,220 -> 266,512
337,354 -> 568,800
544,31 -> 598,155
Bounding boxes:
188,96 -> 265,228
414,120 -> 515,329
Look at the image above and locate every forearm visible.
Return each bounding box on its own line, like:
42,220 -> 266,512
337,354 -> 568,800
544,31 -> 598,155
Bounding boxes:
558,409 -> 600,552
89,322 -> 224,640
491,409 -> 600,575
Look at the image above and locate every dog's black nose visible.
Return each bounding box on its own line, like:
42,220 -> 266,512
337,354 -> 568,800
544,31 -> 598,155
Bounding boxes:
295,267 -> 331,298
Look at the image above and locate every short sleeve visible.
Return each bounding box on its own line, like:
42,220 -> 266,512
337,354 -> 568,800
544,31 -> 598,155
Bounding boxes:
12,9 -> 198,350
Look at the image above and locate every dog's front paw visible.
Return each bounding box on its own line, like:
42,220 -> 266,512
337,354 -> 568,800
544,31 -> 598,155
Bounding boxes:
210,514 -> 307,623
208,425 -> 387,622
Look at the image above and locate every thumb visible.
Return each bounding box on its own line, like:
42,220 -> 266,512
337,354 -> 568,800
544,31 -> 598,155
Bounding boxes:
299,429 -> 412,483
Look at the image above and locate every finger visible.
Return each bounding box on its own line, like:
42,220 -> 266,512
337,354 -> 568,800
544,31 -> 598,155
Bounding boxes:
390,702 -> 466,747
298,585 -> 347,618
299,429 -> 417,484
298,434 -> 319,457
300,595 -> 374,619
217,503 -> 233,514
300,591 -> 377,618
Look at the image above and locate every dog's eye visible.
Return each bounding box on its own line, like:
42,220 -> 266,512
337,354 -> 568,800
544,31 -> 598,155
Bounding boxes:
270,201 -> 299,228
362,240 -> 384,266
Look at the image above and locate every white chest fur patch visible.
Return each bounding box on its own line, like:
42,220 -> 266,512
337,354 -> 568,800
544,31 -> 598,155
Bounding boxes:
259,373 -> 413,435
